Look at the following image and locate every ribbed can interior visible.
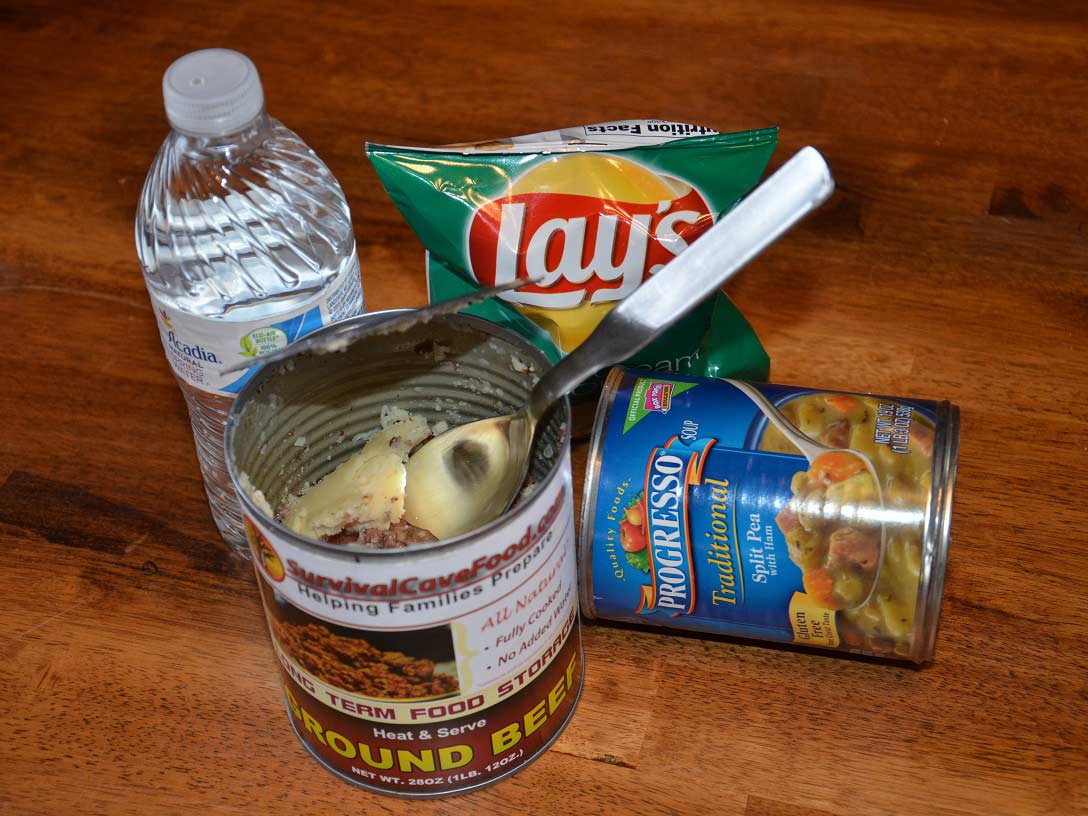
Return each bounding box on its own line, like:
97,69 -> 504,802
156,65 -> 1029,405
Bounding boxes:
228,313 -> 565,534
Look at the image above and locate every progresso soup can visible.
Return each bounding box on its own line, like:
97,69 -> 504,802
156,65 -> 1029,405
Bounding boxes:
226,312 -> 582,797
579,367 -> 959,663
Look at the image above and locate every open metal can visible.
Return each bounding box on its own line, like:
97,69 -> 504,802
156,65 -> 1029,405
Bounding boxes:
579,367 -> 959,663
226,312 -> 582,797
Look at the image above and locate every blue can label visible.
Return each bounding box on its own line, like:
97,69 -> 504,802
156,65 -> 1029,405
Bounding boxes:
585,369 -> 941,659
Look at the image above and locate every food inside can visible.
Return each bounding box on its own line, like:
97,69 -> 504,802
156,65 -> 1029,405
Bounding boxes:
227,313 -> 583,798
276,405 -> 438,546
579,368 -> 959,663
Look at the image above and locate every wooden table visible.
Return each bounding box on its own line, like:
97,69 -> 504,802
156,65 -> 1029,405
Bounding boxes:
2,2 -> 1086,814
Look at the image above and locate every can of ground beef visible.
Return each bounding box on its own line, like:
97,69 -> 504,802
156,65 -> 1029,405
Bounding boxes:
226,312 -> 582,797
579,367 -> 959,663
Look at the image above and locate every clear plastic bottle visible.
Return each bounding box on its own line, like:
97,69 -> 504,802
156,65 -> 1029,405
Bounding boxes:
136,49 -> 364,556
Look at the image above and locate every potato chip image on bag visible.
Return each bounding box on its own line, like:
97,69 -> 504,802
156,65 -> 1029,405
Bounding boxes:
367,120 -> 778,388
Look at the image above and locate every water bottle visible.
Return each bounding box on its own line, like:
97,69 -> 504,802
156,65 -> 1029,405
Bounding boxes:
136,49 -> 364,556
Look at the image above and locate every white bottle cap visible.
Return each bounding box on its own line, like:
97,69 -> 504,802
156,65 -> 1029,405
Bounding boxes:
162,49 -> 264,136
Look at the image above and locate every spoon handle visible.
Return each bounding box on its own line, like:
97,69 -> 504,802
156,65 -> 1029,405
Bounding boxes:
528,146 -> 835,419
726,379 -> 823,461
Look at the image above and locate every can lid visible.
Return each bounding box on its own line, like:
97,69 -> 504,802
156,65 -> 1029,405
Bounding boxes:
162,49 -> 264,136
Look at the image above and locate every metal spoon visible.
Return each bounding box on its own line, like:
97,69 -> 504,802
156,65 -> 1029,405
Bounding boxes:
405,146 -> 836,540
728,379 -> 886,610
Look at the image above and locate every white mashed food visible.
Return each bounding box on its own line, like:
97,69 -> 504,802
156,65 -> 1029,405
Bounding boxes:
280,408 -> 433,540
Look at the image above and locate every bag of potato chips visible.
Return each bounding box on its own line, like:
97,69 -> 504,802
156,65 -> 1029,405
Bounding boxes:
366,120 -> 777,389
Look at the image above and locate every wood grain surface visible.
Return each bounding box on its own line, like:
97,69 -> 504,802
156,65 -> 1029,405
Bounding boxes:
2,1 -> 1086,814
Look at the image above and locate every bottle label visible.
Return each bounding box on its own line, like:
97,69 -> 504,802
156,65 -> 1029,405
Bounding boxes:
149,256 -> 364,396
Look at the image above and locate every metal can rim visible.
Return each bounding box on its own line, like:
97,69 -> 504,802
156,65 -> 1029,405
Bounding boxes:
911,400 -> 961,663
576,365 -> 626,620
224,309 -> 572,560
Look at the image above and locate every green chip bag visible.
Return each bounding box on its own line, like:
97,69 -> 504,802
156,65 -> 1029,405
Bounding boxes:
367,120 -> 776,392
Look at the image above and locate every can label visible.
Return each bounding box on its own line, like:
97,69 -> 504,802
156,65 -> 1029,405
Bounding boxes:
148,255 -> 364,396
246,459 -> 582,796
585,370 -> 940,660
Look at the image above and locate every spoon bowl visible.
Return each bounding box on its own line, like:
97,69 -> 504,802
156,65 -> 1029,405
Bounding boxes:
405,413 -> 534,537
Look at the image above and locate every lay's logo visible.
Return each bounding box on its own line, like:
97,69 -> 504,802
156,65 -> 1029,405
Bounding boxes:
467,153 -> 712,310
635,436 -> 716,617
